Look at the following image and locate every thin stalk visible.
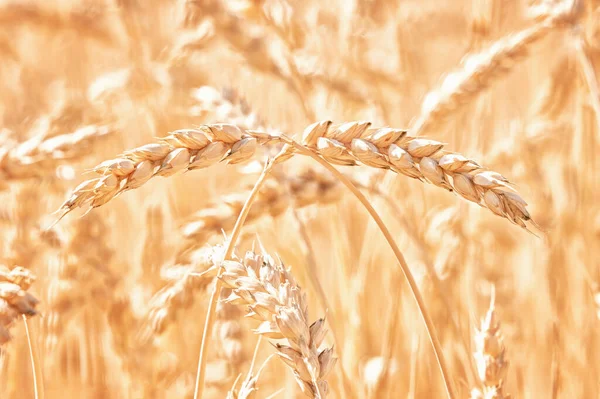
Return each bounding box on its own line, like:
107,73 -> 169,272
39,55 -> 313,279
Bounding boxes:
248,336 -> 263,374
265,388 -> 286,399
23,316 -> 41,399
408,332 -> 420,399
193,158 -> 278,399
276,136 -> 456,399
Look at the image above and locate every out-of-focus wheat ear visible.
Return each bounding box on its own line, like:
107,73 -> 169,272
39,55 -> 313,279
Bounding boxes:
0,2 -> 118,45
470,289 -> 511,399
410,6 -> 578,136
177,167 -> 342,257
0,266 -> 39,346
145,246 -> 222,335
1,125 -> 113,184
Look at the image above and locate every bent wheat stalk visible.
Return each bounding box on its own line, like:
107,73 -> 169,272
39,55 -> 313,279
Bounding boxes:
276,136 -> 456,399
58,121 -> 534,230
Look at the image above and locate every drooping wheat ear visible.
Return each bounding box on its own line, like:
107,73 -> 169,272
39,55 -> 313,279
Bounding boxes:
0,266 -> 38,345
470,292 -> 511,399
179,168 -> 341,254
59,121 -> 533,228
410,8 -> 576,136
295,121 -> 535,229
0,125 -> 113,184
55,124 -> 275,220
219,249 -> 336,398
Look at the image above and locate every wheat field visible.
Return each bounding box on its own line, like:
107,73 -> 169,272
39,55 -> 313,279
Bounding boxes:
0,0 -> 598,398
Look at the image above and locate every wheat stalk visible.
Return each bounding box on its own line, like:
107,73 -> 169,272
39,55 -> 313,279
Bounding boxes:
58,121 -> 534,229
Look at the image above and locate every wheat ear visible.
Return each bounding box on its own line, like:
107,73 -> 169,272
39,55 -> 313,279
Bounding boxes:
219,249 -> 337,398
59,121 -> 533,229
55,124 -> 274,220
0,266 -> 38,345
0,125 -> 113,184
411,9 -> 575,136
179,168 -> 341,252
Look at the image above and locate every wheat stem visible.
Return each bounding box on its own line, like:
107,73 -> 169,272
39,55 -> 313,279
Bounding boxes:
276,135 -> 456,399
193,158 -> 278,399
23,315 -> 40,399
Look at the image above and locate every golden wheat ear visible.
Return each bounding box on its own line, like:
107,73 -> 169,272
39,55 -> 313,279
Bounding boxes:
60,122 -> 535,230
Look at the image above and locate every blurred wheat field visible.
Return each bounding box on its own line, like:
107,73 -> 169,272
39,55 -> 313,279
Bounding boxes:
0,0 -> 599,398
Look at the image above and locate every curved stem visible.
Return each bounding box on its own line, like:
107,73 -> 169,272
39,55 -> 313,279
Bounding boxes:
193,158 -> 277,399
276,136 -> 456,399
